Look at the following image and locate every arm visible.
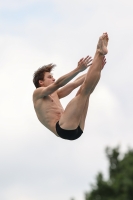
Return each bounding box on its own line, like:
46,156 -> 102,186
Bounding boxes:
55,55 -> 91,88
57,73 -> 86,99
33,56 -> 92,99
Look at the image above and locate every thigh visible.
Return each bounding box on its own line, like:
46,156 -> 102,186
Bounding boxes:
59,93 -> 88,130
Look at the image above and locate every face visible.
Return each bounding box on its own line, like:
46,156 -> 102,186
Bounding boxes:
39,72 -> 55,87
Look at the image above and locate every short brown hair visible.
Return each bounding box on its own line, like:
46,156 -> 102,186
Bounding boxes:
33,64 -> 56,88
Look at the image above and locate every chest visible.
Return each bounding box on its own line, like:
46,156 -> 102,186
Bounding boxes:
49,92 -> 56,101
49,93 -> 63,108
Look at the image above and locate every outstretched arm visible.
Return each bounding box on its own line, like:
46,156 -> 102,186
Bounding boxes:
33,56 -> 92,99
57,73 -> 86,99
57,56 -> 107,99
55,56 -> 92,87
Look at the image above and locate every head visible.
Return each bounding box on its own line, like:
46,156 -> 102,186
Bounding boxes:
33,64 -> 56,88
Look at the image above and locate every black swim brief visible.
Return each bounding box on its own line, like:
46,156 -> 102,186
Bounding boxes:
56,121 -> 83,140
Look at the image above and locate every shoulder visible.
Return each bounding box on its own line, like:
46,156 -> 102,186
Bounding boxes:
33,87 -> 46,101
33,87 -> 58,101
33,83 -> 59,100
33,87 -> 45,96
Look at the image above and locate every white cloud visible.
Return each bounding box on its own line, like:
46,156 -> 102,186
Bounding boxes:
0,0 -> 46,10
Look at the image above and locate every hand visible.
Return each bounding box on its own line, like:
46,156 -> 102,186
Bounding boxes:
101,56 -> 107,70
77,56 -> 92,72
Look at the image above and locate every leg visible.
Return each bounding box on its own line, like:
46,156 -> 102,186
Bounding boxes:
76,56 -> 107,130
76,61 -> 105,131
78,95 -> 90,130
59,33 -> 109,130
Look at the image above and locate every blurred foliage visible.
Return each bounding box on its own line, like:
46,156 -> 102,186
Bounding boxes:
85,146 -> 133,200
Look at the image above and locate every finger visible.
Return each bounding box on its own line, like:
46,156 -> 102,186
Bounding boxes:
82,59 -> 92,66
87,60 -> 93,66
87,58 -> 93,63
103,61 -> 106,66
80,56 -> 92,66
78,58 -> 84,64
84,59 -> 92,65
88,59 -> 93,63
87,63 -> 92,67
84,55 -> 92,61
102,60 -> 106,65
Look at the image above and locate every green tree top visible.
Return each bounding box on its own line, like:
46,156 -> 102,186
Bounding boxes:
85,146 -> 133,200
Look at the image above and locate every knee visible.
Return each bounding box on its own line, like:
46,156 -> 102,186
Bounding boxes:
79,84 -> 91,96
76,89 -> 91,99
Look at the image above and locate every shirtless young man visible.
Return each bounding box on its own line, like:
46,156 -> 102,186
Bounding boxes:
33,33 -> 109,140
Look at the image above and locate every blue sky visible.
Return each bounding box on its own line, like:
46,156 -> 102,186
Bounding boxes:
0,0 -> 133,200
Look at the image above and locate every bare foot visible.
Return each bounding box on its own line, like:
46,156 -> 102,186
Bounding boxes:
97,33 -> 109,55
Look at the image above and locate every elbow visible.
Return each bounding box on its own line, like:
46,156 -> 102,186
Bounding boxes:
72,82 -> 77,90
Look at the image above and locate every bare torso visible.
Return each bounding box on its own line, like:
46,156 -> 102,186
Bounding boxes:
33,91 -> 64,136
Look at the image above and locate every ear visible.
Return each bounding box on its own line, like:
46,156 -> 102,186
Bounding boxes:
39,80 -> 44,86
